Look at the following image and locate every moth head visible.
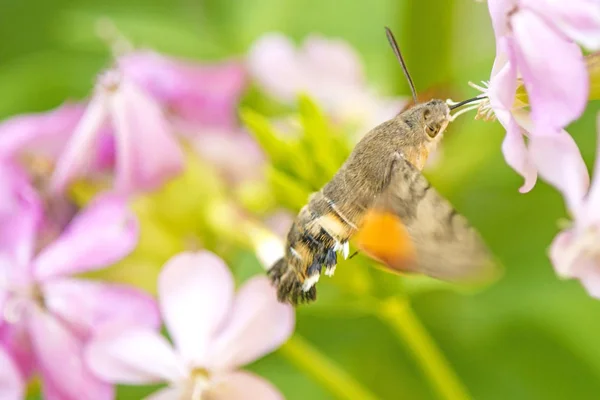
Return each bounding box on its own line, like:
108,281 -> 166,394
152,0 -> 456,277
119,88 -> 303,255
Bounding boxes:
420,99 -> 450,140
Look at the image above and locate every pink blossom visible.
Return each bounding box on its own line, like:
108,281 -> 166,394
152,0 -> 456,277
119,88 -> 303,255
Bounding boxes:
0,190 -> 160,399
0,102 -> 84,162
86,251 -> 294,399
464,1 -> 600,192
247,33 -> 405,137
0,344 -> 23,400
50,70 -> 184,194
191,128 -> 265,184
541,113 -> 600,298
117,51 -> 247,131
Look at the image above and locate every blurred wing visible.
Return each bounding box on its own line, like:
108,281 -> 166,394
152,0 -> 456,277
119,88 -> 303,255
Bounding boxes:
354,156 -> 499,284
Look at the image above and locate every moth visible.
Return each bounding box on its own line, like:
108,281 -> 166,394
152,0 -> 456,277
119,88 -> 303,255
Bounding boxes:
268,27 -> 498,305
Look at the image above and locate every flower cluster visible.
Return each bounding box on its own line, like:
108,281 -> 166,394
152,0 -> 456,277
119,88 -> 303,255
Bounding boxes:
467,0 -> 600,296
0,37 -> 304,399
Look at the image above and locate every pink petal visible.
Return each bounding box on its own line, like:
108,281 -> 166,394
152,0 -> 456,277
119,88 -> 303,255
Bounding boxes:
158,251 -> 234,366
302,34 -> 364,87
209,276 -> 294,371
487,0 -> 516,39
192,129 -> 265,184
576,264 -> 600,299
0,345 -> 24,400
583,113 -> 600,222
0,323 -> 35,379
0,162 -> 42,271
109,76 -> 184,193
27,307 -> 114,400
510,9 -> 588,131
549,230 -> 577,278
85,328 -> 186,384
522,0 -> 600,50
209,372 -> 283,400
0,102 -> 84,160
488,39 -> 517,109
529,130 -> 589,215
118,51 -> 247,130
50,94 -> 109,193
43,278 -> 160,338
499,111 -> 537,193
247,33 -> 307,102
34,194 -> 138,280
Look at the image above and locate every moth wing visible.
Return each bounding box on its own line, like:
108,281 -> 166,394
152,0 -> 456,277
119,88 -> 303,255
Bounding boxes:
354,156 -> 499,284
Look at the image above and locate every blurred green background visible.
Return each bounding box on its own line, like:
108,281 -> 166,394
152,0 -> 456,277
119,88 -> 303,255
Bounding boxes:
2,0 -> 600,399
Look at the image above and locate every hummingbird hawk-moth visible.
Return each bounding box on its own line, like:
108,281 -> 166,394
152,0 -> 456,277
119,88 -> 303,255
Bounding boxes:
268,27 -> 497,305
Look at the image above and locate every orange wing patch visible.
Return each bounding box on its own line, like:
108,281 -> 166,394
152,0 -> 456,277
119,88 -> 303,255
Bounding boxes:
353,209 -> 416,273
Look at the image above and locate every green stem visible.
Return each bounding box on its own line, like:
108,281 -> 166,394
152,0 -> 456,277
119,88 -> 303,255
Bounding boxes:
377,298 -> 471,400
278,334 -> 379,400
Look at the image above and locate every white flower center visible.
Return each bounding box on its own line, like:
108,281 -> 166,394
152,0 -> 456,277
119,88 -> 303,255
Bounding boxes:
446,81 -> 495,122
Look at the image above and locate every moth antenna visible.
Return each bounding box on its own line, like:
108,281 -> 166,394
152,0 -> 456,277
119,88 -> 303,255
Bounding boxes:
385,26 -> 418,104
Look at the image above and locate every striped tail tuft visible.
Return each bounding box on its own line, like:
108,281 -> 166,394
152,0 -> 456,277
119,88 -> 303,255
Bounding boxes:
268,258 -> 317,306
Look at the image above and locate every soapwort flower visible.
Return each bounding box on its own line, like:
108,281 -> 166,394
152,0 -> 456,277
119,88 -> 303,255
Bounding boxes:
86,251 -> 294,400
448,0 -> 600,192
0,183 -> 159,400
247,32 -> 405,137
541,113 -> 600,298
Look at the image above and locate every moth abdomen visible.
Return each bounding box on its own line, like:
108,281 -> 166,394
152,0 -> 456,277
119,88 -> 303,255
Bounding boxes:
268,191 -> 360,305
267,257 -> 317,304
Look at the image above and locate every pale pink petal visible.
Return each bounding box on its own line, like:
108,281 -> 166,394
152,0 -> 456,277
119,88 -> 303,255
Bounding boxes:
209,372 -> 283,400
27,307 -> 113,400
302,34 -> 364,87
0,323 -> 35,379
192,129 -> 264,184
85,328 -> 186,384
0,102 -> 84,160
50,94 -> 109,193
118,51 -> 247,129
34,194 -> 138,280
529,131 -> 589,215
488,39 -> 517,110
247,33 -> 307,102
0,345 -> 24,400
522,0 -> 600,50
0,162 -> 42,270
159,251 -> 234,366
549,230 -> 577,278
487,0 -> 516,39
43,278 -> 159,337
499,112 -> 537,193
583,113 -> 600,222
209,276 -> 294,371
577,265 -> 600,299
144,386 -> 185,400
109,77 -> 184,193
511,9 -> 588,131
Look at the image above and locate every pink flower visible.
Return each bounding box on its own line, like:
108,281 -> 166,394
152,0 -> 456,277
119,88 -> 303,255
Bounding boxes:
542,113 -> 600,298
50,69 -> 184,194
0,191 -> 160,399
0,344 -> 23,400
247,33 -> 405,137
0,102 -> 84,162
464,1 -> 599,192
117,51 -> 247,131
86,251 -> 295,399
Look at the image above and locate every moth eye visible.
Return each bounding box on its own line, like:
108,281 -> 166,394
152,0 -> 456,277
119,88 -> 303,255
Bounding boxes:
426,125 -> 437,138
